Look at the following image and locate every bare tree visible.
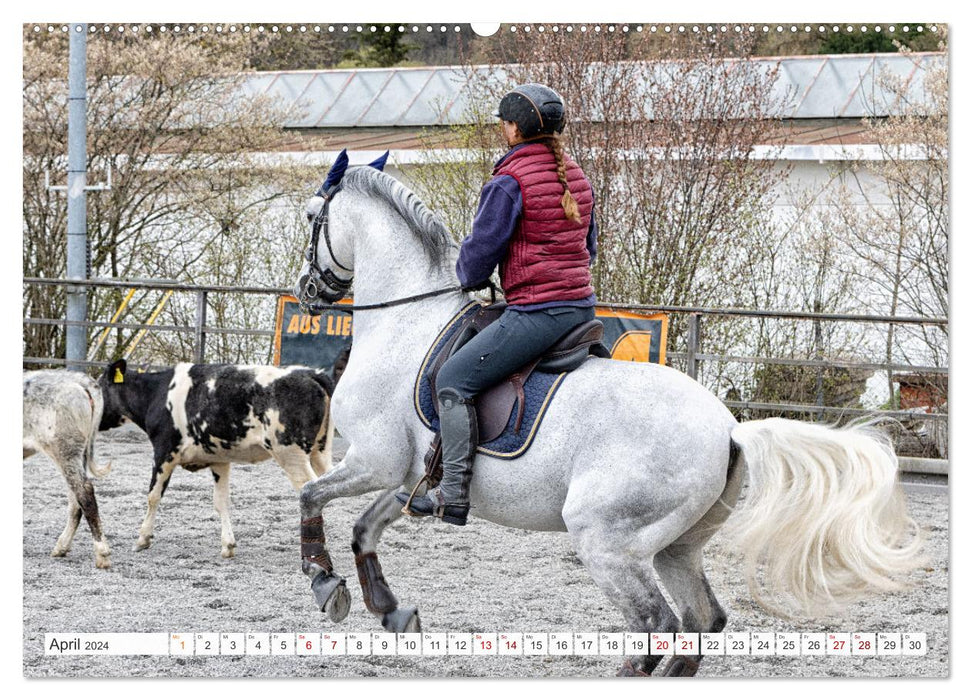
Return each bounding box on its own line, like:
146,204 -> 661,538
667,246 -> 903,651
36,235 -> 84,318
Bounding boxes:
405,107 -> 504,243
475,30 -> 787,306
830,35 -> 948,409
717,184 -> 863,419
23,29 -> 307,365
415,29 -> 788,367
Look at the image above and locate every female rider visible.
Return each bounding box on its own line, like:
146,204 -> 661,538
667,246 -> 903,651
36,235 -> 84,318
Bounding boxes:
398,83 -> 598,525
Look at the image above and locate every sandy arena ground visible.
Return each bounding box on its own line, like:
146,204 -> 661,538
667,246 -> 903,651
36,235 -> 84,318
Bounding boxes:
23,423 -> 949,679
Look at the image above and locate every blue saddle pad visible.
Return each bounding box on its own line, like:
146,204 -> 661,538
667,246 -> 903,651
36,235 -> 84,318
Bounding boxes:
413,302 -> 568,460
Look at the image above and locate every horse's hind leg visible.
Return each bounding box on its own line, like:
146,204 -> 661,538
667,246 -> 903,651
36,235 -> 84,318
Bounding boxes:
653,545 -> 726,676
564,520 -> 681,677
352,489 -> 420,633
651,456 -> 742,676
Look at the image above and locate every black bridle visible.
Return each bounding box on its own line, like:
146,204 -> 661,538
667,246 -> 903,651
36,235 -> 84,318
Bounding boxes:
300,181 -> 465,313
303,183 -> 354,304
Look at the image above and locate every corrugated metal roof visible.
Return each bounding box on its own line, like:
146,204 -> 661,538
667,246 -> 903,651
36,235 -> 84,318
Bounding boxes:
276,118 -> 876,154
243,53 -> 945,128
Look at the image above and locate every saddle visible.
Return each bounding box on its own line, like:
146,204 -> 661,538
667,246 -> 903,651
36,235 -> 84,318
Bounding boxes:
421,302 -> 610,479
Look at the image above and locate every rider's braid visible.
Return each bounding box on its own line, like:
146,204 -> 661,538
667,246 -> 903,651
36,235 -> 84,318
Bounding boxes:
537,136 -> 581,223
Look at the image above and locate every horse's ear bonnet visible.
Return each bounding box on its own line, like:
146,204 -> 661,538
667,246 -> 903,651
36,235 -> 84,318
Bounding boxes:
315,149 -> 389,198
318,149 -> 350,196
368,151 -> 390,172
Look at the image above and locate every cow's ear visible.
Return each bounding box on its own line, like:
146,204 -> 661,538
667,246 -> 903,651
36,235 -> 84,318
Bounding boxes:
110,359 -> 127,384
368,151 -> 389,172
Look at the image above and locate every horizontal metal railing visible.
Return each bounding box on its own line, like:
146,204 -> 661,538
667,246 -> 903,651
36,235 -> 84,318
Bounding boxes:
594,300 -> 947,327
26,317 -> 275,338
25,277 -> 283,366
24,276 -> 291,295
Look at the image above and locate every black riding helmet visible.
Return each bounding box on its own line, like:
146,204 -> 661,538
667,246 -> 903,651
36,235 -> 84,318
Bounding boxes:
496,83 -> 566,139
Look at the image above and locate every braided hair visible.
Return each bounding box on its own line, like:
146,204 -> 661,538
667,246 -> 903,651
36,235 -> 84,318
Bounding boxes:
534,135 -> 581,223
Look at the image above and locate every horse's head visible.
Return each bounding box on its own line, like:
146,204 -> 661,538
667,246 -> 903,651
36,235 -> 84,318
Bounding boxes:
294,149 -> 389,315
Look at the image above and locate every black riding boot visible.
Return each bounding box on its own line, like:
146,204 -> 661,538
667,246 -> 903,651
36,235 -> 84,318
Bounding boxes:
397,388 -> 478,525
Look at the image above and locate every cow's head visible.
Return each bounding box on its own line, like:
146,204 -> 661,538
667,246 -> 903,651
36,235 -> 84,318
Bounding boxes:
97,359 -> 129,430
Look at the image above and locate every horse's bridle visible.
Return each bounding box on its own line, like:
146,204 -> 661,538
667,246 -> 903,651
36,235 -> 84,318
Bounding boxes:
300,178 -> 471,312
303,183 -> 353,304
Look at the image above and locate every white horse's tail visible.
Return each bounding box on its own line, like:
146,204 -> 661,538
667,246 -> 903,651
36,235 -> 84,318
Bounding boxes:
725,417 -> 924,618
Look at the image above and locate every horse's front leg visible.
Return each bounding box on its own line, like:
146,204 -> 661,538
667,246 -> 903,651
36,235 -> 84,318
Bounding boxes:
352,489 -> 420,632
299,448 -> 396,622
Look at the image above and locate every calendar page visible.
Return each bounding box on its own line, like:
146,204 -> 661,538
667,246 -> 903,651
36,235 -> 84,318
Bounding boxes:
21,15 -> 949,682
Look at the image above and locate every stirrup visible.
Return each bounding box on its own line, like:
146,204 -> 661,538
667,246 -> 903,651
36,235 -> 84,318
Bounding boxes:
397,483 -> 470,526
397,475 -> 431,517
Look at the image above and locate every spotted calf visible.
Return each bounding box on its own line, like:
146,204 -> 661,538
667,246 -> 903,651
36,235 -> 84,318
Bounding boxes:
98,359 -> 336,558
23,370 -> 112,569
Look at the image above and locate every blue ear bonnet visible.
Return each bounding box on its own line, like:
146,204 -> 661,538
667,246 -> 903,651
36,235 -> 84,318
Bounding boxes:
368,151 -> 389,172
318,149 -> 349,195
316,150 -> 389,196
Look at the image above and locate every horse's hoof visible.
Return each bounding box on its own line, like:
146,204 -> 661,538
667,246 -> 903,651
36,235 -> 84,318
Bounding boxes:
381,607 -> 421,633
50,547 -> 69,558
324,583 -> 351,623
133,537 -> 152,552
617,658 -> 652,677
658,655 -> 700,677
311,572 -> 350,622
221,545 -> 236,559
95,557 -> 112,569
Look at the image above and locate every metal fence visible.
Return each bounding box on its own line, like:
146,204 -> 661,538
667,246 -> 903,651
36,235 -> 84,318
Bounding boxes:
24,277 -> 948,462
593,301 -> 948,425
24,277 -> 283,370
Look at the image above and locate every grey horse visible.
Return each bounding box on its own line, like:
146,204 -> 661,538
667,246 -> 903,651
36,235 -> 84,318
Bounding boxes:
291,161 -> 923,677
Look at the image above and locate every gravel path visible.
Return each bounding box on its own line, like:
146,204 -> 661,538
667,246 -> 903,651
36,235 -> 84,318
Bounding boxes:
23,423 -> 949,678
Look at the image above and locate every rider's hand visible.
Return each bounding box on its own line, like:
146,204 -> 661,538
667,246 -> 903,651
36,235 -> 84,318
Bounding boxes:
462,280 -> 492,293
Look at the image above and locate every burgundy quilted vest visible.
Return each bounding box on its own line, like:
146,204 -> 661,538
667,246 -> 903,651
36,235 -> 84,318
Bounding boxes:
494,143 -> 595,305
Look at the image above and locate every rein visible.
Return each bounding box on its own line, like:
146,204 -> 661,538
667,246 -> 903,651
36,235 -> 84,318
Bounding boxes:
338,285 -> 464,311
302,183 -> 468,312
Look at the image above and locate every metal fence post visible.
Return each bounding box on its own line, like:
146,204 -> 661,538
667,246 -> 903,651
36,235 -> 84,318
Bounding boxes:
194,290 -> 208,363
686,313 -> 701,379
814,306 -> 824,421
65,24 -> 88,370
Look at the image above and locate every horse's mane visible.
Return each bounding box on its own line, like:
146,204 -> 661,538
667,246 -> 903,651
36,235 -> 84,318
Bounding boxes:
342,167 -> 456,270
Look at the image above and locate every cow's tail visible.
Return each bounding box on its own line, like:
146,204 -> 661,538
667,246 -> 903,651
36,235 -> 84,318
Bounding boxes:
86,440 -> 112,479
308,369 -> 337,475
311,368 -> 337,396
724,417 -> 924,618
84,384 -> 112,479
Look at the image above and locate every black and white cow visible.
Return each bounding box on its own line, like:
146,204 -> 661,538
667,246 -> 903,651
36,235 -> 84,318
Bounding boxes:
23,370 -> 112,569
98,359 -> 336,558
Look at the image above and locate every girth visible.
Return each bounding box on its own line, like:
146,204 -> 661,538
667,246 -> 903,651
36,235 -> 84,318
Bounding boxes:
421,303 -> 610,481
